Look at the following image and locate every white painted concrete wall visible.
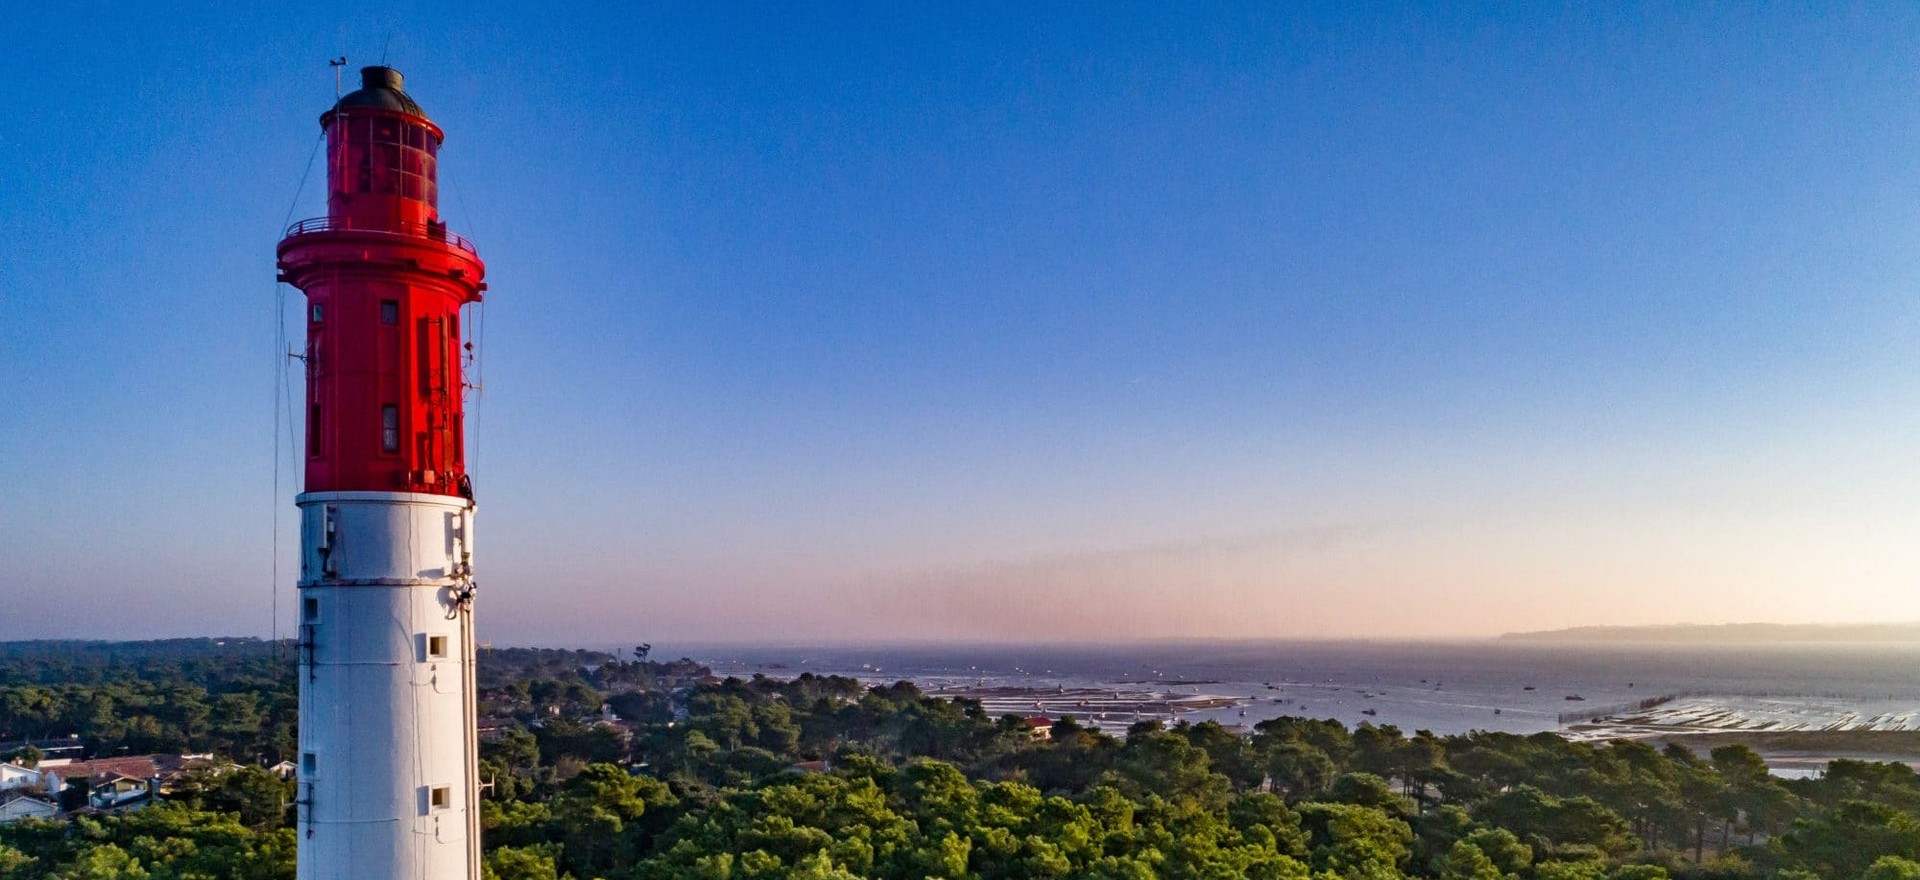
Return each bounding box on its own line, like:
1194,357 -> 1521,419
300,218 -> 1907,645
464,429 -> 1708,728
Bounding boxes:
296,491 -> 479,880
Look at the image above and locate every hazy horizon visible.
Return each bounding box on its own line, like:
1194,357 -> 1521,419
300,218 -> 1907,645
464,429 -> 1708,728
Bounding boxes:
22,621 -> 1920,653
8,5 -> 1920,643
32,623 -> 1920,652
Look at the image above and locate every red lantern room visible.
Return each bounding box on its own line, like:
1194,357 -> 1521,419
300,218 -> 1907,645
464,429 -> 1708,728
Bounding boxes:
277,66 -> 486,499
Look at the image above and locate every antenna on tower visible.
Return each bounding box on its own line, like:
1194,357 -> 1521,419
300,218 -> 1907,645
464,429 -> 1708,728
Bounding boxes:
329,57 -> 348,99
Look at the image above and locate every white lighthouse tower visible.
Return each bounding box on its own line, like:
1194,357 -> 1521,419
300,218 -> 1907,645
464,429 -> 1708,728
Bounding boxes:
277,66 -> 488,880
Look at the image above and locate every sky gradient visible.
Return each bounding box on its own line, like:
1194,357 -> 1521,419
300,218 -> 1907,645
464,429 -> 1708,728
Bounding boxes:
5,4 -> 1920,644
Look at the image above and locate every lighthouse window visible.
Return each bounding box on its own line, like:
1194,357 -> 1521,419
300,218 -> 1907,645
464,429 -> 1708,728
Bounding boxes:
381,405 -> 400,453
361,120 -> 439,205
428,786 -> 451,812
301,753 -> 316,777
310,304 -> 323,323
302,597 -> 320,623
426,635 -> 449,660
380,300 -> 399,325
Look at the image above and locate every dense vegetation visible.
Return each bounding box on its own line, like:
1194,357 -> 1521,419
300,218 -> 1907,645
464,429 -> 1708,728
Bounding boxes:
6,641 -> 1920,878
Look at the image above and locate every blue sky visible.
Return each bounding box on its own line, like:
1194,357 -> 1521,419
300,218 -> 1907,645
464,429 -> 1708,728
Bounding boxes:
5,3 -> 1920,643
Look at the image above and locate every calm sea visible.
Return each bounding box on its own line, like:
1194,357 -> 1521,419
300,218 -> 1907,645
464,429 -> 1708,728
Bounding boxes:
662,640 -> 1920,736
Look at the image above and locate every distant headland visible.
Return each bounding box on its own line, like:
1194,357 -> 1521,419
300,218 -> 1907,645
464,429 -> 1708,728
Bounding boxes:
1499,622 -> 1920,644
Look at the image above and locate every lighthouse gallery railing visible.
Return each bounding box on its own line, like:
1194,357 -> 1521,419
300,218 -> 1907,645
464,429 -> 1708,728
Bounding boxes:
283,216 -> 478,255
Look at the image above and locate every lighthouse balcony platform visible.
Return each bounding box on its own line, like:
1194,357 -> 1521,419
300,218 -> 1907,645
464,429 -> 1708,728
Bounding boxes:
282,216 -> 478,255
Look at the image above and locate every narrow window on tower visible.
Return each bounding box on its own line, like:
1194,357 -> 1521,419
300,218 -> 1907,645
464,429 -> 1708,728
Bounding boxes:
425,635 -> 449,661
380,300 -> 399,325
310,303 -> 323,323
308,404 -> 323,457
303,597 -> 320,623
427,785 -> 451,812
381,405 -> 400,453
301,753 -> 316,778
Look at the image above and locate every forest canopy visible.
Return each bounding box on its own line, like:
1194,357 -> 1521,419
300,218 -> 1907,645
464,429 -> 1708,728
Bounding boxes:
0,640 -> 1917,879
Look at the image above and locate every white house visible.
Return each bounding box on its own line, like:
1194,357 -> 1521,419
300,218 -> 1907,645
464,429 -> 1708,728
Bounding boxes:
0,792 -> 57,824
87,773 -> 156,811
0,764 -> 41,794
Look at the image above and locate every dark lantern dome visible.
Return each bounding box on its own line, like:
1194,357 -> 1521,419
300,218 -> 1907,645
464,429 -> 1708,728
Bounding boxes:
323,66 -> 429,121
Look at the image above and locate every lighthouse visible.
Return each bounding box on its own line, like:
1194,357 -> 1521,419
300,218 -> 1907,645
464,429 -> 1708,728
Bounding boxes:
277,66 -> 486,880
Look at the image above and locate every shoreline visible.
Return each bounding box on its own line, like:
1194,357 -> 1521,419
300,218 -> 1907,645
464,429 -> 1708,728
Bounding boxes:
696,645 -> 1920,775
927,683 -> 1244,734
